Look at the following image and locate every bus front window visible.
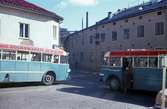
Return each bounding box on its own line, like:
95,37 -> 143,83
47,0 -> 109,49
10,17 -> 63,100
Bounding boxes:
110,57 -> 121,67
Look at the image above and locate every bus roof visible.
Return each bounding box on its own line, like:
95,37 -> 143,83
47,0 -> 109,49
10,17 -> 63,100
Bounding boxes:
106,49 -> 167,57
0,43 -> 65,55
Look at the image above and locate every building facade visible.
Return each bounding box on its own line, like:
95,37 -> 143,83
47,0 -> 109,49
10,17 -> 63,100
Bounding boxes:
0,0 -> 63,49
65,0 -> 167,72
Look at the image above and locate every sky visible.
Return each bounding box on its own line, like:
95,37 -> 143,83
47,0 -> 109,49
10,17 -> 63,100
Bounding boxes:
27,0 -> 150,31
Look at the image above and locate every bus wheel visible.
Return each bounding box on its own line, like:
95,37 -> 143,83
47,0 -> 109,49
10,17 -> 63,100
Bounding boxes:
42,73 -> 55,85
109,77 -> 120,91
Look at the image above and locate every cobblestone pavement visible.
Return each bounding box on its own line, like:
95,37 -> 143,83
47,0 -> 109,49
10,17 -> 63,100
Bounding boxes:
0,71 -> 156,109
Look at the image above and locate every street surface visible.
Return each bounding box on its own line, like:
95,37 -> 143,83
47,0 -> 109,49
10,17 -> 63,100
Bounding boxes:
0,71 -> 156,109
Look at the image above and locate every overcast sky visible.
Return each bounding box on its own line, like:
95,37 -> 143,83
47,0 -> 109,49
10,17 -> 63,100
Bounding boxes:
27,0 -> 150,31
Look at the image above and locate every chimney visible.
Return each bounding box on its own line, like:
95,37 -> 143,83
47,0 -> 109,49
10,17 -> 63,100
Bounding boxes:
108,12 -> 112,18
86,12 -> 88,28
82,17 -> 83,30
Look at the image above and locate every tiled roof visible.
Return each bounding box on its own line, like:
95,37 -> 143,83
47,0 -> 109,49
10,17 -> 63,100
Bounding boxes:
0,0 -> 63,22
97,0 -> 167,25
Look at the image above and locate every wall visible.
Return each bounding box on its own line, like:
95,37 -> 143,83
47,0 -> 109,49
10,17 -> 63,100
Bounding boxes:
0,6 -> 60,49
66,9 -> 167,72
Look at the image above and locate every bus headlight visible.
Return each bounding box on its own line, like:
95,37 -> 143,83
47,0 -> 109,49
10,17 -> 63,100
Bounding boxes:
99,73 -> 104,76
68,69 -> 71,73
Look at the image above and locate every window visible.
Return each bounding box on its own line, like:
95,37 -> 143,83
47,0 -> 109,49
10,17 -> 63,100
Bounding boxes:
60,56 -> 68,64
90,35 -> 93,44
17,51 -> 29,61
155,22 -> 164,35
139,16 -> 143,19
53,25 -> 57,40
112,31 -> 117,41
134,57 -> 148,67
95,33 -> 100,39
157,11 -> 162,15
101,33 -> 105,42
80,52 -> 84,61
113,22 -> 116,25
53,55 -> 59,63
110,57 -> 121,67
124,29 -> 130,40
137,25 -> 144,37
42,54 -> 52,62
125,19 -> 128,23
2,50 -> 16,60
30,53 -> 41,62
149,57 -> 158,68
19,23 -> 29,38
52,44 -> 58,49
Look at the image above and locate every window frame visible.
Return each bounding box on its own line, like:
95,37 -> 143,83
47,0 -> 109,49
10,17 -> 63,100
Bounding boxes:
19,23 -> 30,39
155,22 -> 164,35
137,25 -> 144,38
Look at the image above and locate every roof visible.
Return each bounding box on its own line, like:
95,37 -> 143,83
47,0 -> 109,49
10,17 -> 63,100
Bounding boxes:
0,43 -> 65,55
0,0 -> 63,22
67,0 -> 167,38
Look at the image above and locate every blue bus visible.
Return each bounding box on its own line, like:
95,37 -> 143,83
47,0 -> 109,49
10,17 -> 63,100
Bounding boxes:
0,43 -> 70,85
100,49 -> 167,92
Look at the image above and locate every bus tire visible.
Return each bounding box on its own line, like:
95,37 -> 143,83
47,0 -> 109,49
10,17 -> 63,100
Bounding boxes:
42,72 -> 55,85
109,77 -> 120,91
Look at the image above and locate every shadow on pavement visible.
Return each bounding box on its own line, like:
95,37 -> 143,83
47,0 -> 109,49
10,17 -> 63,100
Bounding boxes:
58,71 -> 157,107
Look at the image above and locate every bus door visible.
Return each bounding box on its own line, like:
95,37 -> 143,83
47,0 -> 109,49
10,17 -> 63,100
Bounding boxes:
122,57 -> 133,91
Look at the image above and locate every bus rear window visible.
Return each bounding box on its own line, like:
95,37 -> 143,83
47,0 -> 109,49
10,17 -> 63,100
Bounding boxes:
60,56 -> 68,64
2,50 -> 16,60
110,57 -> 121,67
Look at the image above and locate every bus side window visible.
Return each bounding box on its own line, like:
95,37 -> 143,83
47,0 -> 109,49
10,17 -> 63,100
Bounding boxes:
149,57 -> 158,68
30,53 -> 41,62
2,50 -> 16,60
60,56 -> 68,64
42,54 -> 52,62
53,55 -> 59,63
110,57 -> 121,67
134,57 -> 148,67
17,51 -> 29,61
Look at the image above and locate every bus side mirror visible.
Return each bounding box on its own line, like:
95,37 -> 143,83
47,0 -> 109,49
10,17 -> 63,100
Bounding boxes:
161,56 -> 167,67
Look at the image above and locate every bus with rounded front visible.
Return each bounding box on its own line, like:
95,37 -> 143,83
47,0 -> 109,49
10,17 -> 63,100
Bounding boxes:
100,49 -> 167,92
0,43 -> 70,85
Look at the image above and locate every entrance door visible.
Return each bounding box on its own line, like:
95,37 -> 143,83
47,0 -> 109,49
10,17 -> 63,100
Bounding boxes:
122,57 -> 133,91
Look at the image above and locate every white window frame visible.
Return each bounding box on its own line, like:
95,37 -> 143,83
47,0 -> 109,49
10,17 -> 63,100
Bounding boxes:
19,23 -> 30,39
53,25 -> 57,40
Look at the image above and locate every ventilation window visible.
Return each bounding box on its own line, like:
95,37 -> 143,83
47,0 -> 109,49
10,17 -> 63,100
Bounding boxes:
139,16 -> 143,19
125,19 -> 128,23
157,11 -> 162,15
113,22 -> 116,25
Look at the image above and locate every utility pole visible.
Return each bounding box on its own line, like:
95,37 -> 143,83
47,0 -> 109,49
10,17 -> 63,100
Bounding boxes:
161,55 -> 167,109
